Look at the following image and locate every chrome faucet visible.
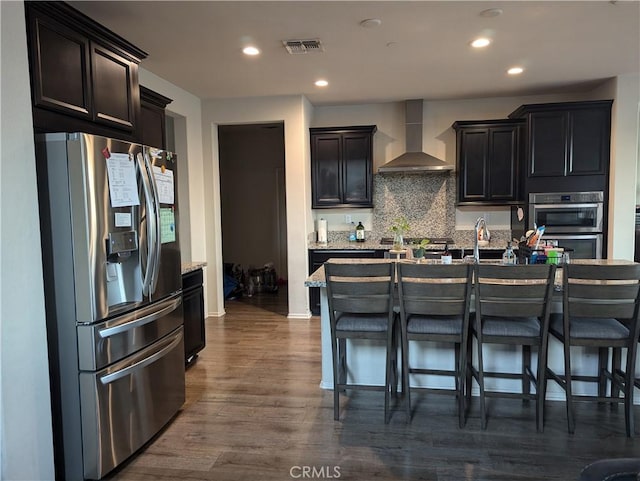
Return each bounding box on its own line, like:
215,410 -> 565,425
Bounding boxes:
474,216 -> 486,263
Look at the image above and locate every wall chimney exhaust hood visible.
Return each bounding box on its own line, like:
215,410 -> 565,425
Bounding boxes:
378,99 -> 453,173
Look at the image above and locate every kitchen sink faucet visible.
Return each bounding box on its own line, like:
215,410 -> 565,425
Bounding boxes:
474,217 -> 486,263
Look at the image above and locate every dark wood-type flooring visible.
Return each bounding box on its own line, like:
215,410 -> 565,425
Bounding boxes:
105,289 -> 639,481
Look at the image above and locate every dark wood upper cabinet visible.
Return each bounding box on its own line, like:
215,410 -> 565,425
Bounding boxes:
25,2 -> 147,141
28,13 -> 92,119
310,125 -> 376,208
91,43 -> 138,131
509,100 -> 612,192
452,119 -> 524,205
140,86 -> 173,149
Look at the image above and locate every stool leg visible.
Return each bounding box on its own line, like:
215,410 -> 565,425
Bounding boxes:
332,337 -> 341,420
465,334 -> 473,410
523,345 -> 531,405
611,347 -> 622,404
401,322 -> 411,423
384,325 -> 394,424
477,336 -> 487,430
390,322 -> 398,397
564,339 -> 575,433
624,346 -> 636,437
454,343 -> 461,395
458,339 -> 468,428
537,340 -> 550,433
597,347 -> 608,405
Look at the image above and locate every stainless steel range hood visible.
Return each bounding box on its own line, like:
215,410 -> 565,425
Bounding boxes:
378,99 -> 453,173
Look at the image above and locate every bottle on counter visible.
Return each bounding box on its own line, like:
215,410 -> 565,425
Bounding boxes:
502,241 -> 516,265
349,222 -> 356,241
356,222 -> 365,242
441,244 -> 452,264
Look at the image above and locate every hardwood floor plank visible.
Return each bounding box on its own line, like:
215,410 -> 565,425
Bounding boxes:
104,293 -> 638,481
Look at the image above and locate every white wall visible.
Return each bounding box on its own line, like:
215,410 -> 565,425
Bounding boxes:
201,96 -> 313,319
0,2 -> 55,479
138,69 -> 209,310
590,75 -> 640,260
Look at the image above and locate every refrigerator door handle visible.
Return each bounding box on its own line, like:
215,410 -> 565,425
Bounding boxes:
144,152 -> 162,296
98,295 -> 182,339
99,330 -> 183,385
137,152 -> 156,296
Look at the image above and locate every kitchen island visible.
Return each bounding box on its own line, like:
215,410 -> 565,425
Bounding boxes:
308,238 -> 506,314
305,258 -> 639,403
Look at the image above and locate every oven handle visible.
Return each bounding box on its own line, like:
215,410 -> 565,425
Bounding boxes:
532,202 -> 602,210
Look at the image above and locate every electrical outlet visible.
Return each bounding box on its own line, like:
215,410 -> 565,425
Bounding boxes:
345,214 -> 352,224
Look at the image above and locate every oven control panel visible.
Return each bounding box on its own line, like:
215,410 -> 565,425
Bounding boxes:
529,191 -> 603,204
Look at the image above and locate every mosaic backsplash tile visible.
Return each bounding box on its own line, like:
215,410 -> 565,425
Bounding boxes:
310,171 -> 513,248
372,172 -> 456,238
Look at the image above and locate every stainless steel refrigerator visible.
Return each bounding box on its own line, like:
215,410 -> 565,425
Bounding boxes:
35,133 -> 185,480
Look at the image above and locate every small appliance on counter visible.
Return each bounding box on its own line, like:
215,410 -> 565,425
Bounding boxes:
317,218 -> 328,243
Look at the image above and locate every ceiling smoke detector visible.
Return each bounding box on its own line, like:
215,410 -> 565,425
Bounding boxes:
283,39 -> 324,54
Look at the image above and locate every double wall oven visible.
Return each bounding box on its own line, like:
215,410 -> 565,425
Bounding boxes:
529,191 -> 604,259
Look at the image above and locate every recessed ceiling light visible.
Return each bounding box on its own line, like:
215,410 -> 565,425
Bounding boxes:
507,66 -> 524,75
360,18 -> 382,28
243,46 -> 260,56
471,37 -> 491,48
480,8 -> 503,17
315,79 -> 329,87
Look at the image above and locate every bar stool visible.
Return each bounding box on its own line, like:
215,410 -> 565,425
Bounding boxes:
469,263 -> 556,431
577,458 -> 640,481
397,262 -> 473,426
324,262 -> 397,423
546,263 -> 640,437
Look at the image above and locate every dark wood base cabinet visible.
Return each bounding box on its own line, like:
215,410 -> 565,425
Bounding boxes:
182,268 -> 205,365
308,249 -> 385,315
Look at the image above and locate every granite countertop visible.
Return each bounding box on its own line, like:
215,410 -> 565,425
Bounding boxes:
304,258 -> 635,288
181,261 -> 207,275
309,230 -> 513,251
308,240 -> 505,251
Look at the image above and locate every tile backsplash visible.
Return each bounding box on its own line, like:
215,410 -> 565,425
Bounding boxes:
373,172 -> 456,238
311,171 -> 513,245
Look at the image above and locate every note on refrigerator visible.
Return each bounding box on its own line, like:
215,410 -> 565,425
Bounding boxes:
159,207 -> 176,243
105,153 -> 140,207
152,165 -> 174,204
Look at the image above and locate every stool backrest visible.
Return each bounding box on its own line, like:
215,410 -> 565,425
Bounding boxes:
397,263 -> 472,317
564,263 -> 640,321
474,264 -> 556,319
324,262 -> 396,315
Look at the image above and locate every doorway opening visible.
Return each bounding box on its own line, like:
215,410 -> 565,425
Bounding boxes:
218,122 -> 288,315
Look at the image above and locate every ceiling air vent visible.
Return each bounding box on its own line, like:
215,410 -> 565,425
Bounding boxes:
283,39 -> 324,54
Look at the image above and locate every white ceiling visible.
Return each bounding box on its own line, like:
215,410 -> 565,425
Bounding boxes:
70,1 -> 640,106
